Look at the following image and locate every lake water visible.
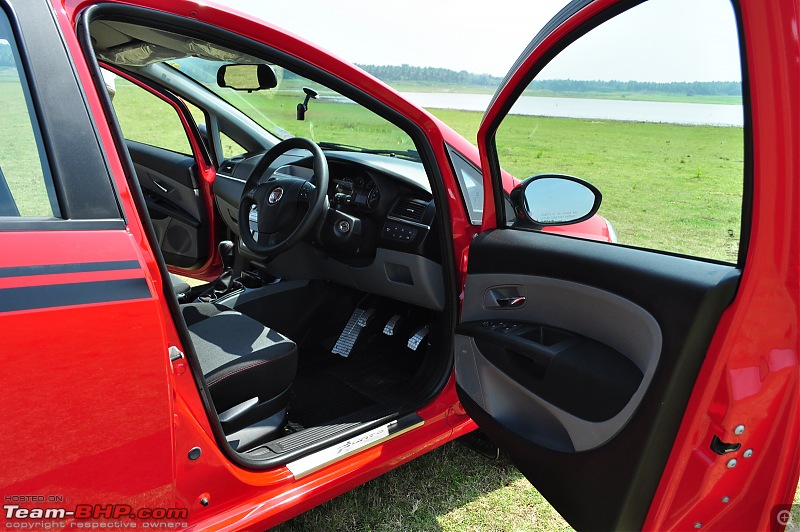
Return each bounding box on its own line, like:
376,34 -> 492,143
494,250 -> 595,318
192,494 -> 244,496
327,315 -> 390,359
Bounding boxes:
399,92 -> 744,127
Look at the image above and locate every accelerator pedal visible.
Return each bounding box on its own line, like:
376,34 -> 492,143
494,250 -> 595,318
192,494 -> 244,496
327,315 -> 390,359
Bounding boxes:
407,324 -> 430,351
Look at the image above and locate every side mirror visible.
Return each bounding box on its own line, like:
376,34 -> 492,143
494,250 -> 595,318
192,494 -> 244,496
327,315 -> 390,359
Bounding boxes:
217,64 -> 278,92
511,174 -> 602,226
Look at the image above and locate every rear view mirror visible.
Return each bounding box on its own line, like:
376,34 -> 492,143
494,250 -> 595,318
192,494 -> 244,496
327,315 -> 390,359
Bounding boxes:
511,174 -> 601,226
217,64 -> 278,92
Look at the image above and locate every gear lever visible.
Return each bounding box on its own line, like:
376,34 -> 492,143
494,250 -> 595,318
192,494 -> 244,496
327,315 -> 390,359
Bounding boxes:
198,240 -> 241,302
219,240 -> 235,271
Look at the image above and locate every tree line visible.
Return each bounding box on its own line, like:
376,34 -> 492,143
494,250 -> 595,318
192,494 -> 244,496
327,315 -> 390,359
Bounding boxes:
356,63 -> 741,96
357,64 -> 501,87
529,79 -> 741,97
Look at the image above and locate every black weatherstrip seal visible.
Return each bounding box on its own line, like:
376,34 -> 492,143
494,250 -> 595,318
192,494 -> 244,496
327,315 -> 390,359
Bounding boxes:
0,260 -> 140,278
0,278 -> 151,313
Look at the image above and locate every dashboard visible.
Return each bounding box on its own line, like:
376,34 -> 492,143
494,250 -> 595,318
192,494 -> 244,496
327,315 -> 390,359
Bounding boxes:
213,148 -> 445,310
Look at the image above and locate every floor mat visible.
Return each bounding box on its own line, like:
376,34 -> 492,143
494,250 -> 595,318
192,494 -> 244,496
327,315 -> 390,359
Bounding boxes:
324,350 -> 413,404
288,363 -> 375,427
288,298 -> 434,428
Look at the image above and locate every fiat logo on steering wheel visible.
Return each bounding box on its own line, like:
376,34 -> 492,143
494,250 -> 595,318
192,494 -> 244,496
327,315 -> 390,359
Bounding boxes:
268,187 -> 284,204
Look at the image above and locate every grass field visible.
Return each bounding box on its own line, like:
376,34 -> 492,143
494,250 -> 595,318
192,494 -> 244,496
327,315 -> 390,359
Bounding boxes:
377,80 -> 742,106
431,108 -> 743,262
0,78 -> 55,216
273,440 -> 572,532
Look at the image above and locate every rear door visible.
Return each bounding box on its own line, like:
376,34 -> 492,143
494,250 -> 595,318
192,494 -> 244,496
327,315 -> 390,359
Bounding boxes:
0,0 -> 176,511
456,0 -> 799,530
104,68 -> 218,276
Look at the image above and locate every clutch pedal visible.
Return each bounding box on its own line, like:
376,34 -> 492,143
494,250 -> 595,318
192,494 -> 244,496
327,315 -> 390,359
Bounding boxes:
332,307 -> 375,357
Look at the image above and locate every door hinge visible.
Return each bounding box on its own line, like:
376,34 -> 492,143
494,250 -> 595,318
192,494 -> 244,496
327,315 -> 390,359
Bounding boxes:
168,346 -> 186,375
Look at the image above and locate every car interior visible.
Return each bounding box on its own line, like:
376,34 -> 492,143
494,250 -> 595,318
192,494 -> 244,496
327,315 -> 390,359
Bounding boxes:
84,10 -> 459,467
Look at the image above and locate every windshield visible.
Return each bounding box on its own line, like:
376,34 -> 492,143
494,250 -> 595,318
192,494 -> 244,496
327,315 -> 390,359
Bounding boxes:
168,57 -> 418,159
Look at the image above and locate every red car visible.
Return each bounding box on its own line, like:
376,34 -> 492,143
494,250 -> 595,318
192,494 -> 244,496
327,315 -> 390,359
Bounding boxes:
0,0 -> 797,530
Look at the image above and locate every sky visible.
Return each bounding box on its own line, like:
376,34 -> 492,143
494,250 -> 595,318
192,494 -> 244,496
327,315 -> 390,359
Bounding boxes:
212,0 -> 572,77
213,0 -> 742,82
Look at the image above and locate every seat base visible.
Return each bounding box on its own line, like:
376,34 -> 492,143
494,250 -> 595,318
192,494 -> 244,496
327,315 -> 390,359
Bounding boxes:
181,302 -> 298,449
226,408 -> 288,452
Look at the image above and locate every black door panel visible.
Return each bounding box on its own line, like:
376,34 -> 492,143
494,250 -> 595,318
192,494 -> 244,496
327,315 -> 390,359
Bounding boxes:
127,140 -> 209,268
457,320 -> 643,424
457,229 -> 740,530
457,270 -> 663,453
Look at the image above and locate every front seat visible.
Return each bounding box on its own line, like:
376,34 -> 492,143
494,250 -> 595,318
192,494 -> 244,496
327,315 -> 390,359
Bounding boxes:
181,302 -> 297,451
169,273 -> 191,298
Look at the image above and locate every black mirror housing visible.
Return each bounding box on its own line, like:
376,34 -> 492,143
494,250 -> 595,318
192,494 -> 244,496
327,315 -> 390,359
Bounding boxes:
511,174 -> 602,226
217,64 -> 278,92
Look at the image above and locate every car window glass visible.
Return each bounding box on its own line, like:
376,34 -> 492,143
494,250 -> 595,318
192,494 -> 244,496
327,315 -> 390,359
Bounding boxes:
220,132 -> 245,159
0,13 -> 59,218
170,59 -> 418,158
108,73 -> 193,156
446,145 -> 483,225
496,0 -> 744,263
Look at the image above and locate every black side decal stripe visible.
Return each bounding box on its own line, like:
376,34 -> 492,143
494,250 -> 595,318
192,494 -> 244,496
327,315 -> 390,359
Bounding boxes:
0,260 -> 141,278
0,278 -> 152,313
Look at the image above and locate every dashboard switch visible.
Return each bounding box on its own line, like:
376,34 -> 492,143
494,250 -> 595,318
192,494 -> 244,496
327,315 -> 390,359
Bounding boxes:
382,222 -> 418,242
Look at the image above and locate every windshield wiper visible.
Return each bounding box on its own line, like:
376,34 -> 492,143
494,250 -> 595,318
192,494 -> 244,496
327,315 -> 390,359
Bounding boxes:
317,141 -> 420,162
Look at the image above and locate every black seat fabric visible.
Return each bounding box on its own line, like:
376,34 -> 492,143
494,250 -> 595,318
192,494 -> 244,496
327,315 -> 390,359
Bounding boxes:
169,273 -> 191,296
181,302 -> 297,447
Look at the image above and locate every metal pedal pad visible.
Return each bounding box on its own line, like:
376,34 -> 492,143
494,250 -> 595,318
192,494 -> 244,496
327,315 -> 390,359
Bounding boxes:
407,324 -> 430,351
383,314 -> 402,336
332,307 -> 375,357
357,308 -> 375,327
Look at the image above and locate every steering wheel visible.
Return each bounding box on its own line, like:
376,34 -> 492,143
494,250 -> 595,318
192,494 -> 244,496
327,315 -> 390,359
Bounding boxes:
238,137 -> 329,257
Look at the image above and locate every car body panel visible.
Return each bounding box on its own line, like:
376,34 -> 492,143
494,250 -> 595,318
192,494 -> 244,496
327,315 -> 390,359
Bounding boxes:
0,229 -> 177,508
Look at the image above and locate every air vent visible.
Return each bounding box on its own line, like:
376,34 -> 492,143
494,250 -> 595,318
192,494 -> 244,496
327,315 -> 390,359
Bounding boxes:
218,161 -> 237,175
390,198 -> 428,224
218,156 -> 245,176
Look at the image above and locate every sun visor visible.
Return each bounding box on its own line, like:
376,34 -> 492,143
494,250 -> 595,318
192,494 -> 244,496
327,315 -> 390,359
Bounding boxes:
96,42 -> 180,67
92,21 -> 258,67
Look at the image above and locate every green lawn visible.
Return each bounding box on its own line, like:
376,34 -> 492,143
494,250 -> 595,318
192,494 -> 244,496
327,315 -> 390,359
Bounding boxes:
0,77 -> 55,216
373,80 -> 742,106
521,89 -> 741,105
274,440 -> 571,532
430,108 -> 743,263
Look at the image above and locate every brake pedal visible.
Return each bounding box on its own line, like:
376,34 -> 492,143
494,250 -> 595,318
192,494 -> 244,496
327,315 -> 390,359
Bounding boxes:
357,308 -> 375,327
407,324 -> 430,351
383,314 -> 402,336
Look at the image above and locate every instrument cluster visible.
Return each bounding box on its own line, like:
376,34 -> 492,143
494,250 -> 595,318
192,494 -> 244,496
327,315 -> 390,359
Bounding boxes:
333,175 -> 380,212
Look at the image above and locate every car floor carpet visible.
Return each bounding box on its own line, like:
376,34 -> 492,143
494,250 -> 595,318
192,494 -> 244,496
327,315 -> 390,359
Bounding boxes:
288,341 -> 418,428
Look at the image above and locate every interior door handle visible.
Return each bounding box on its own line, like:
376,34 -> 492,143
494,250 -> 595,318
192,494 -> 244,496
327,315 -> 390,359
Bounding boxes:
484,286 -> 528,309
497,296 -> 526,308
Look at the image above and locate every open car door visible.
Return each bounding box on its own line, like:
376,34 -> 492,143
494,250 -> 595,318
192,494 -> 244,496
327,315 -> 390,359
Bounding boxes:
456,0 -> 799,530
102,67 -> 219,276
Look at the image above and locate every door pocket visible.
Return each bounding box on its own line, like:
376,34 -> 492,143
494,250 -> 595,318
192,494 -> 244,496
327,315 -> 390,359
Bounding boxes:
457,274 -> 662,452
458,320 -> 643,422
